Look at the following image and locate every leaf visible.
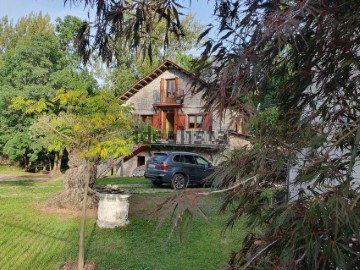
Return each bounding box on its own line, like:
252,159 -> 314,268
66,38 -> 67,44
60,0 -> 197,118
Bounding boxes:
197,25 -> 213,43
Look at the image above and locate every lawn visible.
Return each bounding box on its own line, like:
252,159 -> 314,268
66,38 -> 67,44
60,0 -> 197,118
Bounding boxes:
0,177 -> 247,270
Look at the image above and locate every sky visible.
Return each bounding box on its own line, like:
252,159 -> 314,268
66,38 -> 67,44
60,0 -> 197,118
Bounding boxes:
0,0 -> 217,58
0,0 -> 216,27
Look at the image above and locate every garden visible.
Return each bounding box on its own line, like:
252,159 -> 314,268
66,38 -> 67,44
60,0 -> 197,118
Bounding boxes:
0,171 -> 246,270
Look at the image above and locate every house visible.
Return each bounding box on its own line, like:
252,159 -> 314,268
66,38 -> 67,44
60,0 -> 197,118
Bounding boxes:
116,60 -> 249,176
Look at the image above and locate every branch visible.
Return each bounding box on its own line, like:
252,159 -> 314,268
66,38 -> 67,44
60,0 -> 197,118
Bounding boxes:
96,143 -> 143,179
243,239 -> 279,269
295,251 -> 307,265
313,123 -> 360,165
44,122 -> 77,144
96,155 -> 125,179
196,175 -> 257,196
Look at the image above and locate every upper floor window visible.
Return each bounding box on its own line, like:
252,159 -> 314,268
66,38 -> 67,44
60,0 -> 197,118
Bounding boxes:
188,114 -> 203,129
166,79 -> 176,97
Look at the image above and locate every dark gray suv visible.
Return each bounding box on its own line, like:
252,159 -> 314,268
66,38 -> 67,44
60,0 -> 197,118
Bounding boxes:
144,152 -> 214,189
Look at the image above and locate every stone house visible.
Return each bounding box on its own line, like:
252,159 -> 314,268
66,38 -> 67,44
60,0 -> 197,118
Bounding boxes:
116,60 -> 249,176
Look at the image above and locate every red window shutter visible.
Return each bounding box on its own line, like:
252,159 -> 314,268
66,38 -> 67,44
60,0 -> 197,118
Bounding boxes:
160,78 -> 165,103
152,113 -> 162,129
177,113 -> 186,129
202,113 -> 212,130
175,77 -> 179,96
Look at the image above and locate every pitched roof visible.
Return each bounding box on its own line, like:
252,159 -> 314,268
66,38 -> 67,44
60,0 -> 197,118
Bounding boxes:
118,59 -> 207,101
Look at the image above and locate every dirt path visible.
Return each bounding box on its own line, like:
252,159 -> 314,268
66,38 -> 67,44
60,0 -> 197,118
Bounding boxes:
0,174 -> 63,182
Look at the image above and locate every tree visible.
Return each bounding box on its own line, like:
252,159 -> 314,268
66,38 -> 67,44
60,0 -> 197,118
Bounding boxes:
16,89 -> 134,270
55,15 -> 84,52
196,1 -> 360,269
25,89 -> 134,208
0,12 -> 53,55
0,13 -> 98,172
30,90 -> 134,270
0,28 -> 65,169
65,0 -> 189,64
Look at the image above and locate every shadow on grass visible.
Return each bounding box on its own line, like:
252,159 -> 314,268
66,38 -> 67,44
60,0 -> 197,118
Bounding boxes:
0,219 -> 75,243
85,222 -> 97,262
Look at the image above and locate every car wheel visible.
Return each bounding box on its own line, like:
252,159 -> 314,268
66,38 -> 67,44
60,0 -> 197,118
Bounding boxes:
171,173 -> 187,190
151,180 -> 162,187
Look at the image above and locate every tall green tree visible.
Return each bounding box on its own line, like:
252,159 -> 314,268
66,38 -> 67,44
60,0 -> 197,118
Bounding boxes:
0,12 -> 53,55
0,30 -> 65,169
0,13 -> 97,171
65,0 -> 360,269
55,15 -> 84,52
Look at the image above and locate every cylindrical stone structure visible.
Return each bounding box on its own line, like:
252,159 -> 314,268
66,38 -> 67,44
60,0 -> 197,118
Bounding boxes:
97,192 -> 131,228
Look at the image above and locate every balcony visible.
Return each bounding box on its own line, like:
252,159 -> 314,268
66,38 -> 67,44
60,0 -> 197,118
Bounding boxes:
175,130 -> 226,145
134,127 -> 227,148
150,130 -> 227,148
153,90 -> 184,107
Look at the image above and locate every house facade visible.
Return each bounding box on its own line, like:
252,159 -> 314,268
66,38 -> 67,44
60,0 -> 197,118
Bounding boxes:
116,60 -> 249,176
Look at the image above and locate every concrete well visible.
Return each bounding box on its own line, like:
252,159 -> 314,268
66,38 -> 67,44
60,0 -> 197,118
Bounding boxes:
96,192 -> 131,228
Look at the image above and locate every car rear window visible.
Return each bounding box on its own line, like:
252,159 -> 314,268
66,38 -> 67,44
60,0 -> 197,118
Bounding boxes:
153,153 -> 168,162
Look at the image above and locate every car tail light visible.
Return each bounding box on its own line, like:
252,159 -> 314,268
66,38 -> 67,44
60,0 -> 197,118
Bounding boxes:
157,163 -> 169,170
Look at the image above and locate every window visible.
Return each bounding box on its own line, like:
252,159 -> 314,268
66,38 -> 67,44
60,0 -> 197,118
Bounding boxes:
173,155 -> 184,163
166,79 -> 176,97
137,156 -> 145,167
183,155 -> 197,164
141,115 -> 153,123
153,153 -> 168,162
188,114 -> 203,129
195,156 -> 209,166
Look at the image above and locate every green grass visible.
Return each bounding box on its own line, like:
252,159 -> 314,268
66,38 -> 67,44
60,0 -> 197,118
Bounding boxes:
0,178 -> 247,270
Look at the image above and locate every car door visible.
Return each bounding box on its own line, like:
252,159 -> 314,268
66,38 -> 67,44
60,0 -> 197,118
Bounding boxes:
182,154 -> 199,181
194,155 -> 214,180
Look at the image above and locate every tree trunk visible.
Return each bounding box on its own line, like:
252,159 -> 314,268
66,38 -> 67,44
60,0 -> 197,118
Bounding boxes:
78,159 -> 90,270
47,150 -> 98,210
26,160 -> 32,172
53,151 -> 59,172
52,149 -> 63,175
48,156 -> 52,172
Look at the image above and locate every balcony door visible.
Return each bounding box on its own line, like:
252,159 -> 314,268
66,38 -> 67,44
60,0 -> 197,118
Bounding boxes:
164,111 -> 175,139
160,77 -> 179,103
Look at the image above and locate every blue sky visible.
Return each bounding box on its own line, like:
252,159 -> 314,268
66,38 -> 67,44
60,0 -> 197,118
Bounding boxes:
0,0 -> 216,26
0,0 -> 216,57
